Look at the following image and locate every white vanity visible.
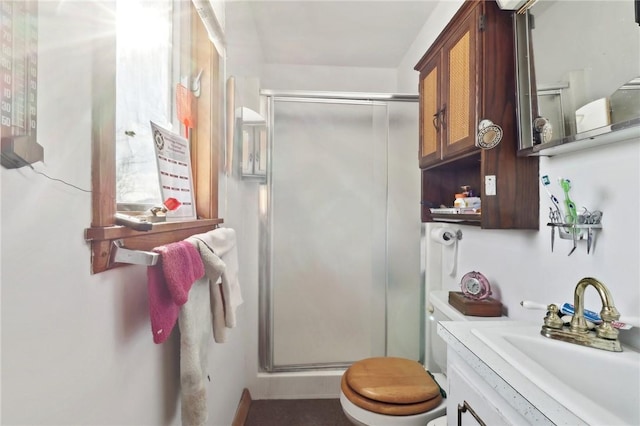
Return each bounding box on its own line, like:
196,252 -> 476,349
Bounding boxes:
438,321 -> 640,425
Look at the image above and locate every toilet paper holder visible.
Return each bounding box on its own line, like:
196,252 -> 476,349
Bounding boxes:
443,229 -> 462,242
431,227 -> 463,245
431,227 -> 463,276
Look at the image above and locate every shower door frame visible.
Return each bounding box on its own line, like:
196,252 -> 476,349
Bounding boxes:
258,90 -> 419,373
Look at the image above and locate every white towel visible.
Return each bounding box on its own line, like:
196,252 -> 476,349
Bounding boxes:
178,237 -> 226,425
193,228 -> 243,328
178,278 -> 212,426
187,235 -> 228,343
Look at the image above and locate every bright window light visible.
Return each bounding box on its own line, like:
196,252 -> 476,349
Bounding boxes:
115,0 -> 174,208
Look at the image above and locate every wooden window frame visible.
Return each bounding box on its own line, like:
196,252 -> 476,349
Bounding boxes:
85,1 -> 224,274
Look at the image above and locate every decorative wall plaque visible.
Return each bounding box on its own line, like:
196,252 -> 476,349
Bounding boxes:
1,0 -> 43,169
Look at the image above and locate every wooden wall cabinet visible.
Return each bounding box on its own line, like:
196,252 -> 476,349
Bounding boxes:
415,0 -> 539,229
418,4 -> 479,168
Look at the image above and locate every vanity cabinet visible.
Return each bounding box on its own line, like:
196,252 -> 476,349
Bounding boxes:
415,0 -> 539,229
447,350 -> 530,426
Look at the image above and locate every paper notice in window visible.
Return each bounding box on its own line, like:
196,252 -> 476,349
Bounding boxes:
150,121 -> 196,221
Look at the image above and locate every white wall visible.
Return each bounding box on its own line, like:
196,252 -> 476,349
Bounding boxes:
1,2 -> 246,425
261,64 -> 397,93
397,0 -> 465,93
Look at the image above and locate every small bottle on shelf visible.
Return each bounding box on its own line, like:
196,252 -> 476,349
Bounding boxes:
454,193 -> 467,208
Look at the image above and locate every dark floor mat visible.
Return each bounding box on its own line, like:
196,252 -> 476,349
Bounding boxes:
244,398 -> 353,426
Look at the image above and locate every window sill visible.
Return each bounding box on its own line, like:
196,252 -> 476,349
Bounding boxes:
84,218 -> 224,274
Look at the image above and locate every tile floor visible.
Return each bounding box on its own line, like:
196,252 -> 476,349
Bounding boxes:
244,399 -> 353,426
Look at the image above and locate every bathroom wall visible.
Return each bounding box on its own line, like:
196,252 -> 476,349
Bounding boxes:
4,4 -> 636,425
440,142 -> 640,346
1,2 -> 246,425
398,0 -> 640,348
230,0 -> 640,395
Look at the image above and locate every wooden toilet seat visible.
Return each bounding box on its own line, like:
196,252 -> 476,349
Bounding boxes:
341,357 -> 443,416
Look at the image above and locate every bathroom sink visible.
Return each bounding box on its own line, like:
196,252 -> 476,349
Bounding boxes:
472,324 -> 640,425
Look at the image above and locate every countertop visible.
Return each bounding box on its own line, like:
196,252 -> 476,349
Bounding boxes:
437,320 -> 585,425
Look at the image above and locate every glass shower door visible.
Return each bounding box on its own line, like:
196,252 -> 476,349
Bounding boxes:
265,98 -> 388,370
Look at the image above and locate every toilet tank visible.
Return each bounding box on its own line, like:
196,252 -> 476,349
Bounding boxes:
426,291 -> 507,374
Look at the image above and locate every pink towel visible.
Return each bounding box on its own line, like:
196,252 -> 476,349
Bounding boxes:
147,241 -> 205,344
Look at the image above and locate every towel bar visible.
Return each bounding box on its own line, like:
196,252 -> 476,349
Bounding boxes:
112,240 -> 159,266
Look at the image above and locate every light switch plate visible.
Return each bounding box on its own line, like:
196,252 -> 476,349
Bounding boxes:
485,175 -> 496,196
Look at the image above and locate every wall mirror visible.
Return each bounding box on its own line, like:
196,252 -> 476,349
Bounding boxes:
516,0 -> 640,155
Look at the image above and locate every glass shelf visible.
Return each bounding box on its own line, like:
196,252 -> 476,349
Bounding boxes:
531,118 -> 640,157
431,212 -> 481,225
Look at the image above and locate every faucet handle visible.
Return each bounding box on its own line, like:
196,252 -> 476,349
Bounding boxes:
544,304 -> 564,329
596,306 -> 621,340
596,322 -> 620,340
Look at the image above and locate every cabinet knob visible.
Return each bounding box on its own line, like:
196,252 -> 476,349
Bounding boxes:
476,119 -> 503,149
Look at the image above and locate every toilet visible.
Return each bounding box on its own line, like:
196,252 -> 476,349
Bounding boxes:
339,356 -> 446,426
339,290 -> 497,426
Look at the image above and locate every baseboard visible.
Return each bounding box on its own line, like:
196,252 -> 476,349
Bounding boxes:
232,388 -> 252,426
250,371 -> 343,399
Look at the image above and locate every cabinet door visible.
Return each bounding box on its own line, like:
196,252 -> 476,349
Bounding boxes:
418,52 -> 442,168
448,363 -> 510,426
441,5 -> 479,159
447,351 -> 530,425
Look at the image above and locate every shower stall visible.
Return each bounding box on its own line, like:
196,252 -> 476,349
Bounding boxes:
258,91 -> 421,372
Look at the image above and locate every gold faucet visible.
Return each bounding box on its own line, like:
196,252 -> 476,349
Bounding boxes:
541,277 -> 622,352
570,277 -> 621,339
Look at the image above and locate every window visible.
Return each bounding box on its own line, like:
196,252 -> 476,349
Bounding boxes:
115,0 -> 172,208
85,0 -> 224,274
